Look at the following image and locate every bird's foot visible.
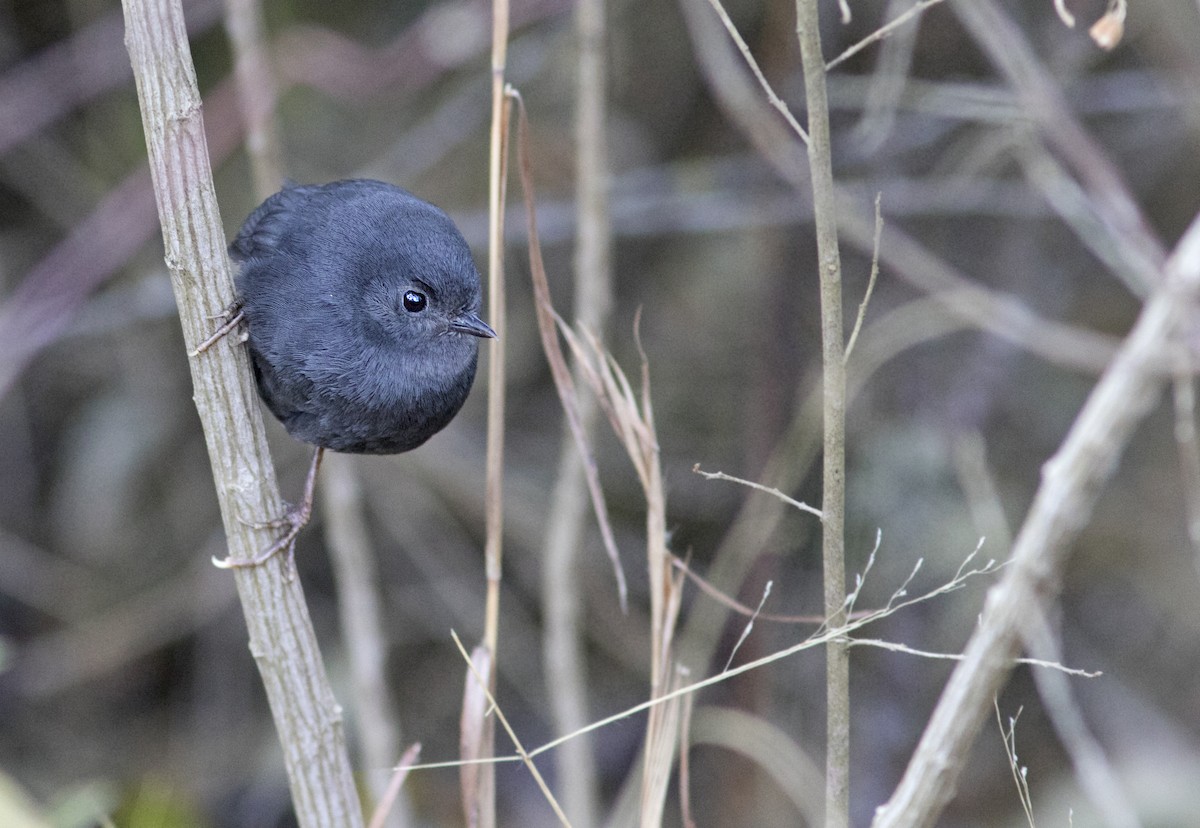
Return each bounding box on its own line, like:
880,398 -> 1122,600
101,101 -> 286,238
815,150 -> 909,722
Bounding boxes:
211,448 -> 324,571
212,501 -> 311,571
190,300 -> 247,356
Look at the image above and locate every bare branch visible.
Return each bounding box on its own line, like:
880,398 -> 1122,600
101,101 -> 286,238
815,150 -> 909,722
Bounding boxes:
873,213 -> 1200,827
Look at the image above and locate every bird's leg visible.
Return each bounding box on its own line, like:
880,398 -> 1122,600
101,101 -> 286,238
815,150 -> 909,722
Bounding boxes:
190,299 -> 247,356
213,447 -> 325,569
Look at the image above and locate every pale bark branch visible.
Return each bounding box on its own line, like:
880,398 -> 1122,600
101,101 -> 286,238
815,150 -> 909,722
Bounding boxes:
122,2 -> 362,825
873,214 -> 1200,827
795,2 -> 849,825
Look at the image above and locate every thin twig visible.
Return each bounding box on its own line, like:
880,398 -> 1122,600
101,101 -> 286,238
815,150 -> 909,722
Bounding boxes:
825,0 -> 947,72
674,0 -> 1115,715
693,464 -> 822,519
847,639 -> 1101,678
994,703 -> 1035,828
408,542 -> 1007,774
671,554 -> 856,623
844,530 -> 887,619
844,192 -> 883,363
703,0 -> 808,145
723,581 -> 771,672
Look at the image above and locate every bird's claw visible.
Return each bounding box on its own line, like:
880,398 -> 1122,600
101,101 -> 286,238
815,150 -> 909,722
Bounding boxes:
212,448 -> 324,573
190,300 -> 246,356
213,500 -> 311,570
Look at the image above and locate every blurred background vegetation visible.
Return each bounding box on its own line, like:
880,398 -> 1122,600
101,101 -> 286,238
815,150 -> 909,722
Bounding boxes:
2,0 -> 1200,825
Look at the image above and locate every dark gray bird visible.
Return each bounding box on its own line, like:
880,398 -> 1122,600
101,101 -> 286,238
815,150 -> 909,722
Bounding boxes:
210,179 -> 494,566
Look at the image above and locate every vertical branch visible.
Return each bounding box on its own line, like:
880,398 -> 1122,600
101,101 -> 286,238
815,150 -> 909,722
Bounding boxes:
538,0 -> 613,821
322,456 -> 412,828
222,0 -> 282,195
795,2 -> 849,826
122,2 -> 362,827
475,0 -> 511,822
484,0 -> 510,669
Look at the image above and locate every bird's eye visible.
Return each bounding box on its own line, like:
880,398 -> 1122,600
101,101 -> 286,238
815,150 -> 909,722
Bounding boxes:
402,290 -> 427,313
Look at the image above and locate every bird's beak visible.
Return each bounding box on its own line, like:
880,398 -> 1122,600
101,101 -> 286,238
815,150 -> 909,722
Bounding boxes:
450,312 -> 497,339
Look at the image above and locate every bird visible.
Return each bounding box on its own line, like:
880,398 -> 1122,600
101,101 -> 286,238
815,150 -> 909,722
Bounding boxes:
203,179 -> 495,567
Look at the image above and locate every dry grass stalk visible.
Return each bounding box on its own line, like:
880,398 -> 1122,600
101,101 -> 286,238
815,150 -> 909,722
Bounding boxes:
453,633 -> 573,827
447,539 -> 1013,772
508,84 -> 686,819
468,0 -> 514,820
459,644 -> 494,828
824,0 -> 947,72
677,679 -> 698,828
512,90 -> 628,606
551,320 -> 687,826
994,703 -> 1035,827
367,744 -> 422,828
